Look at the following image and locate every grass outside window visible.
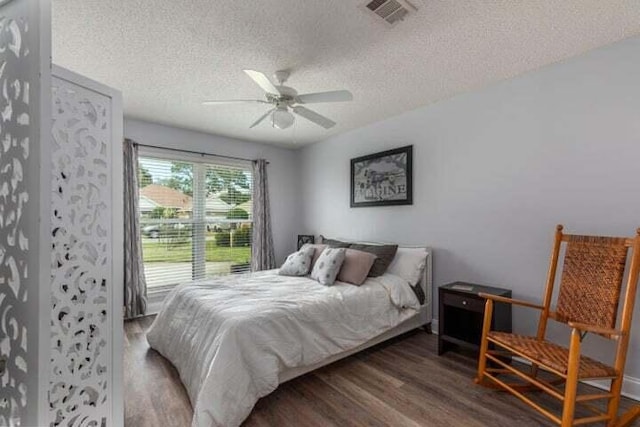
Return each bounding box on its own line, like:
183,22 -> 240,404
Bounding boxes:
142,240 -> 251,264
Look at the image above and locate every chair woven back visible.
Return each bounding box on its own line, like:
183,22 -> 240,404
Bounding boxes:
555,235 -> 629,329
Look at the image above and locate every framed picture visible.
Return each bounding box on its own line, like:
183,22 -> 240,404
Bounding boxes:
297,234 -> 315,250
351,145 -> 413,207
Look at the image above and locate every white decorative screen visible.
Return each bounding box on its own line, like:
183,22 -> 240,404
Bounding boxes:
49,75 -> 113,426
0,10 -> 32,427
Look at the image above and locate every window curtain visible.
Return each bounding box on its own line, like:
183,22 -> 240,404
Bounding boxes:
123,139 -> 148,318
251,159 -> 276,271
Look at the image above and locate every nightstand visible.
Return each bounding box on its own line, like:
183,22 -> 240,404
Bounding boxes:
438,282 -> 512,356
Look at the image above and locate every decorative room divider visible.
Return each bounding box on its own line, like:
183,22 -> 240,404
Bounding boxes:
0,9 -> 35,427
1,3 -> 124,425
0,0 -> 50,426
49,66 -> 123,426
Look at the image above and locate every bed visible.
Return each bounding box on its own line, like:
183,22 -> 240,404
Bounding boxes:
146,246 -> 433,427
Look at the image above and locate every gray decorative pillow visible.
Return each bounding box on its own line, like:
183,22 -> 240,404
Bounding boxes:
310,247 -> 346,286
319,235 -> 351,248
349,243 -> 398,277
278,246 -> 315,276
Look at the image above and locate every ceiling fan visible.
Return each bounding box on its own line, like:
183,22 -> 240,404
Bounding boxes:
203,70 -> 353,130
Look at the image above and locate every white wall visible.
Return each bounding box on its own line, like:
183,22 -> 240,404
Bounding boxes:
298,36 -> 640,380
125,118 -> 301,264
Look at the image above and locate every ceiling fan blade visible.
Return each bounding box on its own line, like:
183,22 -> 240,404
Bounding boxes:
243,70 -> 281,95
202,99 -> 269,105
249,108 -> 276,129
292,106 -> 336,129
296,90 -> 353,104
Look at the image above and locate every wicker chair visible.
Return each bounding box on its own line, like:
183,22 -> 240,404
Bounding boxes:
475,225 -> 640,427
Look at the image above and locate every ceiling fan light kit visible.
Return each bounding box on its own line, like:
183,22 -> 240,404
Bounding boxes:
203,69 -> 353,131
272,108 -> 295,130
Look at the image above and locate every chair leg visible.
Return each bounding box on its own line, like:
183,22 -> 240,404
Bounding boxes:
475,299 -> 494,385
530,363 -> 539,379
561,329 -> 581,427
607,376 -> 624,427
614,405 -> 640,427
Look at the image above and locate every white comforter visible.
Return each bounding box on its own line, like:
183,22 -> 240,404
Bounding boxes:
146,269 -> 420,427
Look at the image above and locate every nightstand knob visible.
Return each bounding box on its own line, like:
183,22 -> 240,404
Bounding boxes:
462,300 -> 467,305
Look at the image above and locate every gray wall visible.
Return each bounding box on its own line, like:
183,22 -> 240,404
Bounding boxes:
125,118 -> 301,265
298,37 -> 640,378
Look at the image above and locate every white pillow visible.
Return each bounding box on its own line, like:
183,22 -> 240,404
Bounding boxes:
387,247 -> 428,286
310,247 -> 346,286
300,243 -> 328,269
278,246 -> 315,276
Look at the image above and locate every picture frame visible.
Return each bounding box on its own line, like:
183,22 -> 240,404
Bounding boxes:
350,145 -> 413,207
297,234 -> 315,250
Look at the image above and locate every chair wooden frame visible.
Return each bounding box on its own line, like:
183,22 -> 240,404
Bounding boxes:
475,225 -> 640,427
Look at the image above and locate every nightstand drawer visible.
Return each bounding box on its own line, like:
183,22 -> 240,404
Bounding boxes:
443,292 -> 485,313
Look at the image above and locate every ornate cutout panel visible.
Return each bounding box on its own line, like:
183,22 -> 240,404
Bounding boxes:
0,12 -> 31,427
50,76 -> 112,427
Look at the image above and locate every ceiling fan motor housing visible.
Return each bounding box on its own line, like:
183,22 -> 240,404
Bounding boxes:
266,85 -> 298,105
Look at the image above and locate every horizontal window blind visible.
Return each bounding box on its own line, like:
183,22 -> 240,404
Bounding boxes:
138,153 -> 253,289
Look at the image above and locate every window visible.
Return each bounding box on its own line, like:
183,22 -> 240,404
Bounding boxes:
138,151 -> 252,289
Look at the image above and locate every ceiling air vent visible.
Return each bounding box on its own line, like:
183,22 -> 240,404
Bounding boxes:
361,0 -> 418,26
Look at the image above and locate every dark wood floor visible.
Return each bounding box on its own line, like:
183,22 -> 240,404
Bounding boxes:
125,316 -> 639,426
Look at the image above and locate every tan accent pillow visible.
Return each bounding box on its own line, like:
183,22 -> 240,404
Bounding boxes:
301,243 -> 328,269
337,249 -> 377,285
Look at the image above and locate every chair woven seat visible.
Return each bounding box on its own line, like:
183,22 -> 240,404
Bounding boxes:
488,331 -> 617,379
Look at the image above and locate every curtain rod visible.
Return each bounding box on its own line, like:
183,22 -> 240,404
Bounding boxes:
134,142 -> 269,164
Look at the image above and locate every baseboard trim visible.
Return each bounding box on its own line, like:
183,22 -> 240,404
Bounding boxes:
431,319 -> 438,334
583,375 -> 640,402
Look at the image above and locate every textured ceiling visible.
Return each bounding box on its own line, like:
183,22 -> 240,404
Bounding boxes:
52,1 -> 640,147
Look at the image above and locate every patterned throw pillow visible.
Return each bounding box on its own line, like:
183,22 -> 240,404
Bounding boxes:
278,246 -> 315,276
310,247 -> 346,286
300,243 -> 328,269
